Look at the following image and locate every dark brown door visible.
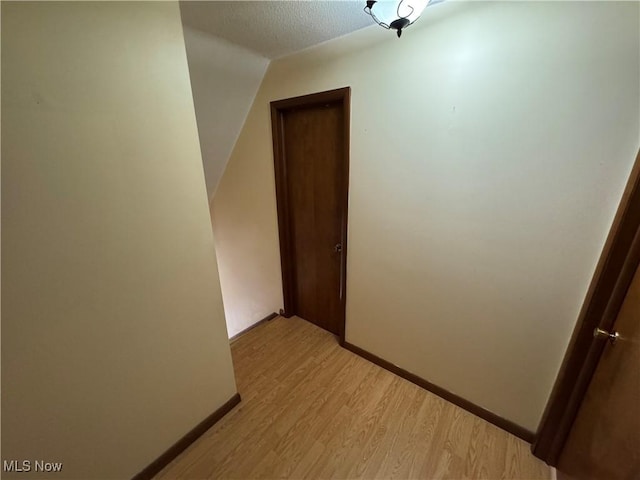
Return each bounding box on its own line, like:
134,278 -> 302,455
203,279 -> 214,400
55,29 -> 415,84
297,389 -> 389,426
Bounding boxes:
271,88 -> 350,338
533,152 -> 640,467
557,261 -> 640,480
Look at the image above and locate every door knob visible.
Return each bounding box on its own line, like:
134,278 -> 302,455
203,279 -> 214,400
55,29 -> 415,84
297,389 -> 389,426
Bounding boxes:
334,243 -> 342,253
593,327 -> 619,344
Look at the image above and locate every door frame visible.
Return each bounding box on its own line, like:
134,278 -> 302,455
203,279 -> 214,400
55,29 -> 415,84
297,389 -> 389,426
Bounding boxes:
270,87 -> 351,344
533,150 -> 640,464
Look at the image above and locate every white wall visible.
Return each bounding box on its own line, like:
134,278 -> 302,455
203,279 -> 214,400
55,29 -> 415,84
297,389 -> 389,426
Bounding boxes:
1,2 -> 237,478
213,1 -> 640,431
180,20 -> 269,198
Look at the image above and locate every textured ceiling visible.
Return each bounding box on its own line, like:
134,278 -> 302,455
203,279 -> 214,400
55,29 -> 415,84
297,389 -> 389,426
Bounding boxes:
179,1 -> 373,59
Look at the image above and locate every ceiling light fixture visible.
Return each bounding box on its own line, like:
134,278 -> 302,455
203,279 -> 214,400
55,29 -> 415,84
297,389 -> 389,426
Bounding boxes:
364,0 -> 430,38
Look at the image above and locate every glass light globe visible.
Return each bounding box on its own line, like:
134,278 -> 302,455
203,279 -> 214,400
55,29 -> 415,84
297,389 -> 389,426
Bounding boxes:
365,0 -> 430,37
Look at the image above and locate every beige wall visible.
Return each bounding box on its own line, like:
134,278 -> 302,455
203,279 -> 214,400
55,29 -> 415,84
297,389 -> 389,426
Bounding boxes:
210,103 -> 284,337
178,22 -> 274,337
214,1 -> 639,431
1,2 -> 237,478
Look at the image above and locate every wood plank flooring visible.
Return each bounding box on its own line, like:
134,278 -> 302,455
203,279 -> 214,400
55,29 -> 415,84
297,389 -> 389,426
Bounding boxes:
156,316 -> 550,479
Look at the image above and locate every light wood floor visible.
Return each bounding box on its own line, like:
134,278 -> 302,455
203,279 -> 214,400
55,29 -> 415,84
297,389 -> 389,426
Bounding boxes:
157,316 -> 550,479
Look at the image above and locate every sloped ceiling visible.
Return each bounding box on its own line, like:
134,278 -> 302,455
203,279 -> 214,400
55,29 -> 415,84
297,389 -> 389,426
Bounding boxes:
181,25 -> 269,199
180,1 -> 376,198
180,1 -> 373,59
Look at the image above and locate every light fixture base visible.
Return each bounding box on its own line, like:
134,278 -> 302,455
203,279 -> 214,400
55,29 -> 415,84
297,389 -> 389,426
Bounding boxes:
389,17 -> 410,37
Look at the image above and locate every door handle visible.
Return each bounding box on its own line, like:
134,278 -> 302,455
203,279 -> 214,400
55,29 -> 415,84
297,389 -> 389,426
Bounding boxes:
335,243 -> 344,299
594,327 -> 619,345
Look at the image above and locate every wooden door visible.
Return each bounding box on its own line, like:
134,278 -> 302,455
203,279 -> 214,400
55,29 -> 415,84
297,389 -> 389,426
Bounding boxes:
271,88 -> 350,338
533,151 -> 640,466
557,260 -> 640,480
